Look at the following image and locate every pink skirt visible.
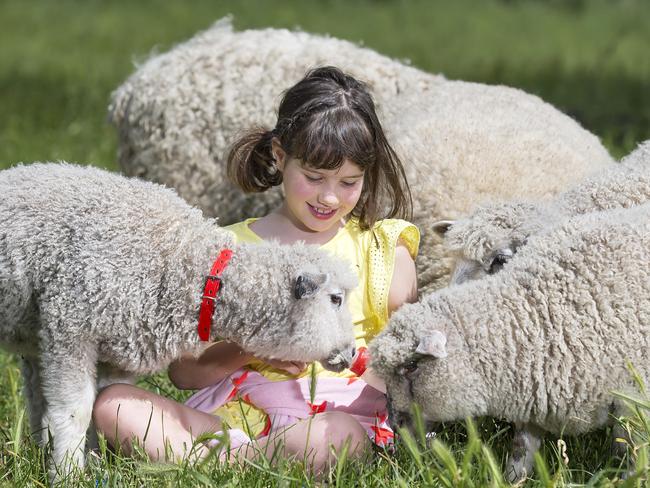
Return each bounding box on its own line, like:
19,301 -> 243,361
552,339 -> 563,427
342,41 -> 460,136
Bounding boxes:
185,368 -> 394,449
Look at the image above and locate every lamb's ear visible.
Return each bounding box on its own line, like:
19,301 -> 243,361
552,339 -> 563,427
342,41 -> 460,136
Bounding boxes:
432,220 -> 455,237
294,273 -> 330,299
415,330 -> 448,358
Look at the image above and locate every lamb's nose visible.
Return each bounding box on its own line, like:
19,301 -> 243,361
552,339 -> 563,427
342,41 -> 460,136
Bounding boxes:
351,347 -> 356,358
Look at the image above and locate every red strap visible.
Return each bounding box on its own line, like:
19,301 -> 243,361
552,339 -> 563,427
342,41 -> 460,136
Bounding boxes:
197,249 -> 233,341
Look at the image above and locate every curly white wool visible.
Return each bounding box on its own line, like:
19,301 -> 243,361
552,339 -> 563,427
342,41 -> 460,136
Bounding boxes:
109,17 -> 613,292
371,203 -> 650,481
0,162 -> 357,478
444,140 -> 650,284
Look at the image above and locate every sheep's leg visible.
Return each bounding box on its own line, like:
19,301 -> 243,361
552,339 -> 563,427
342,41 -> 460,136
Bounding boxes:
506,423 -> 543,483
20,356 -> 47,445
611,401 -> 635,478
40,341 -> 97,479
95,363 -> 136,391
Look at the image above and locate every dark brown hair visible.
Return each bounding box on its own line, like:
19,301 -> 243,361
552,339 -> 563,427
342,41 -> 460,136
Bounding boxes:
227,66 -> 412,229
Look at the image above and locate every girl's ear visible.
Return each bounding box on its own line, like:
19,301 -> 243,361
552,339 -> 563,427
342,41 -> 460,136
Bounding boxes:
271,138 -> 287,172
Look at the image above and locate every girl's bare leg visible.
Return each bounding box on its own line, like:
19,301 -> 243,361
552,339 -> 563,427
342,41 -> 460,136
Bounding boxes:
95,386 -> 371,471
93,383 -> 222,462
231,411 -> 371,472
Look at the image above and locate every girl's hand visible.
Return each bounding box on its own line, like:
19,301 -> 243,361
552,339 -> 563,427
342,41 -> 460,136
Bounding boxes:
262,358 -> 308,375
169,341 -> 254,390
360,367 -> 386,394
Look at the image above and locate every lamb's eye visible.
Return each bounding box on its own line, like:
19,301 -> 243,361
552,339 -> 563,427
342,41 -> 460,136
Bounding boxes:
488,253 -> 509,274
399,359 -> 419,376
330,294 -> 342,307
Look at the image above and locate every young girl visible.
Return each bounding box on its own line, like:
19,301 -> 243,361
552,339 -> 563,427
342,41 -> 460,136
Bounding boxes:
93,66 -> 419,470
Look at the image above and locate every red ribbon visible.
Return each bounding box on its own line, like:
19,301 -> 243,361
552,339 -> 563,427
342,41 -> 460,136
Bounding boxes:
349,346 -> 369,376
308,401 -> 328,415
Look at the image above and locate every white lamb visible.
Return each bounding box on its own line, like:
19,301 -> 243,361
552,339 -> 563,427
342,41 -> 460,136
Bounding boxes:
370,203 -> 650,481
108,17 -> 614,293
444,140 -> 650,284
0,163 -> 357,477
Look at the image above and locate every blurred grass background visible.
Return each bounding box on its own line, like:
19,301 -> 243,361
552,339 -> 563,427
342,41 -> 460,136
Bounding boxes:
0,0 -> 649,172
1,0 -> 650,485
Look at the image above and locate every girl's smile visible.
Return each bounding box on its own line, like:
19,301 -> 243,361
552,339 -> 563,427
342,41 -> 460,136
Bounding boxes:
308,203 -> 337,220
280,158 -> 364,233
270,137 -> 365,235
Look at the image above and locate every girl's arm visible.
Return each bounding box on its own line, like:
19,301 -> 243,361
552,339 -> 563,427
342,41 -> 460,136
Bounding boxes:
168,341 -> 253,390
387,240 -> 419,313
361,240 -> 418,392
169,342 -> 307,390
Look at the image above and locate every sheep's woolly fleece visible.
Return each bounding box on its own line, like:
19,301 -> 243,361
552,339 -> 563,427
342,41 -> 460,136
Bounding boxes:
371,203 -> 650,437
445,139 -> 650,283
0,162 -> 357,474
109,17 -> 614,293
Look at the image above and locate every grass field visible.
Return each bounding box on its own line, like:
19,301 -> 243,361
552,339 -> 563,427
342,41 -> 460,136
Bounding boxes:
1,0 -> 650,486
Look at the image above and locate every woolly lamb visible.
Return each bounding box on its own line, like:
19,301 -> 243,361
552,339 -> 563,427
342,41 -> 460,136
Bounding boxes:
444,140 -> 650,284
109,17 -> 614,293
0,163 -> 357,476
370,203 -> 650,481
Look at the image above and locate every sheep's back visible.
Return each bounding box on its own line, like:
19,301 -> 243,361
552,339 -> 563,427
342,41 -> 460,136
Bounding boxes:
557,140 -> 650,215
109,18 -> 614,293
390,80 -> 613,292
487,205 -> 650,433
0,163 -> 226,371
109,18 -> 438,223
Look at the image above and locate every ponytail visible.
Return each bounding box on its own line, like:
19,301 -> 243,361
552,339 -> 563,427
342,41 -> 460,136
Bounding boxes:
227,128 -> 282,192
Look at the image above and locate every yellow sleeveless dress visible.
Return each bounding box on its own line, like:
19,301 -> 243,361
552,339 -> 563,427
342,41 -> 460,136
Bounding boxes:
185,218 -> 419,443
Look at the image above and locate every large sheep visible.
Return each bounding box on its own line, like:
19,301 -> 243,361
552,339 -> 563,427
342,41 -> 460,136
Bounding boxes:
370,203 -> 650,481
444,140 -> 650,284
0,163 -> 357,476
109,17 -> 614,293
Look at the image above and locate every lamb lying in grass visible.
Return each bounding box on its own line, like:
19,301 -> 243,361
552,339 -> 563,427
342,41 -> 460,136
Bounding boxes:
0,162 -> 357,478
443,140 -> 650,284
371,203 -> 650,481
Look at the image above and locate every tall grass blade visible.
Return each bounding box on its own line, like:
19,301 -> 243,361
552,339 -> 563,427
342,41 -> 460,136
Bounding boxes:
397,427 -> 423,470
480,444 -> 505,487
410,402 -> 427,447
461,418 -> 481,482
534,450 -> 552,488
431,438 -> 459,484
11,408 -> 24,457
398,427 -> 434,485
334,437 -> 351,487
612,391 -> 650,411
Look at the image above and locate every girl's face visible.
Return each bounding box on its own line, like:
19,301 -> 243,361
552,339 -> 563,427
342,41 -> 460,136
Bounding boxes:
274,145 -> 365,233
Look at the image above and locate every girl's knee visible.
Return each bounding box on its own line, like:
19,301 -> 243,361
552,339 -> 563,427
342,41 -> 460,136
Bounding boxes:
300,412 -> 369,471
311,412 -> 370,460
321,412 -> 367,446
92,383 -> 140,429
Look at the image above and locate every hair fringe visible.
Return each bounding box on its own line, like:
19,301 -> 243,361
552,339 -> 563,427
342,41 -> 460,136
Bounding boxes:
226,66 -> 413,229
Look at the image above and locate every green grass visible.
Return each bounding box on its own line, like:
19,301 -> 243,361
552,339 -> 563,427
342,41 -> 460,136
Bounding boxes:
1,0 -> 650,485
2,352 -> 648,487
0,0 -> 649,169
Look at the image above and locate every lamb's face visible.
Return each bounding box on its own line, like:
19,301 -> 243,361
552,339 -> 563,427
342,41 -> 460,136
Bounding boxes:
371,306 -> 487,430
223,242 -> 358,372
437,202 -> 546,285
274,270 -> 358,372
